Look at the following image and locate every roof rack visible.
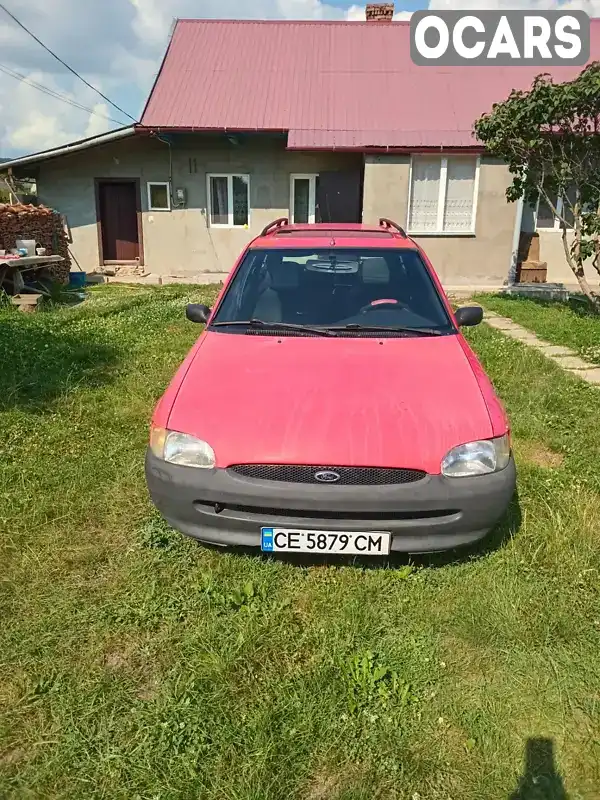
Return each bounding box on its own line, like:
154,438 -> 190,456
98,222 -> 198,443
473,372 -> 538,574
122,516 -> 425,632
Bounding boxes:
379,218 -> 407,238
260,217 -> 289,237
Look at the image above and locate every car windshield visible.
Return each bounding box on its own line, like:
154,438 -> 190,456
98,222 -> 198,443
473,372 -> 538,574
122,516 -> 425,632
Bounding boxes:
210,248 -> 454,336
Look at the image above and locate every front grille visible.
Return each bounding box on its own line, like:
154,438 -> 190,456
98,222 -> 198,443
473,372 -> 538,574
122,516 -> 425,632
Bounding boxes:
228,464 -> 426,486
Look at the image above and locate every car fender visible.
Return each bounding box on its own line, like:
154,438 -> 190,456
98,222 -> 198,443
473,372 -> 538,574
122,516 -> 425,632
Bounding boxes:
151,235 -> 259,431
458,335 -> 510,438
151,333 -> 209,430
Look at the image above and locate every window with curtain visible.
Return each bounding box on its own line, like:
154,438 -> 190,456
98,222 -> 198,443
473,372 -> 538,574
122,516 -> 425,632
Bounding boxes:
408,156 -> 479,234
208,174 -> 250,227
290,174 -> 319,223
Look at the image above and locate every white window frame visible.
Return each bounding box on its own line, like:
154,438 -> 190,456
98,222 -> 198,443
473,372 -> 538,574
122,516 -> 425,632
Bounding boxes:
206,173 -> 250,228
290,174 -> 318,224
535,192 -> 574,232
147,181 -> 171,211
406,155 -> 480,236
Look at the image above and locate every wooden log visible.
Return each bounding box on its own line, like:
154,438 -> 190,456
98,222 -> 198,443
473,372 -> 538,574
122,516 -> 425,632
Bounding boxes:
0,204 -> 70,283
12,293 -> 43,312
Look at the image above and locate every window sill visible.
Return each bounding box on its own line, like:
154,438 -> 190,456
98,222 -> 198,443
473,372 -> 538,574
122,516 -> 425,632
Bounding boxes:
536,228 -> 574,234
148,207 -> 171,212
408,231 -> 476,238
209,224 -> 250,230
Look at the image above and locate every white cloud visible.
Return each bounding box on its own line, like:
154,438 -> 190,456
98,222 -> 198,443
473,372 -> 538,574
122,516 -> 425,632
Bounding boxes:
0,0 -> 598,158
346,4 -> 369,19
1,69 -> 113,153
84,105 -> 115,139
129,0 -> 175,47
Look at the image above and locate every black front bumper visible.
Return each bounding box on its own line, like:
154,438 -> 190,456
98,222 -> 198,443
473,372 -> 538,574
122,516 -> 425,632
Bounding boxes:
145,451 -> 517,554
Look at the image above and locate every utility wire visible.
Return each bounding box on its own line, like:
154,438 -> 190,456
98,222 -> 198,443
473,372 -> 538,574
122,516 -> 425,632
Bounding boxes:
0,63 -> 128,126
0,1 -> 138,122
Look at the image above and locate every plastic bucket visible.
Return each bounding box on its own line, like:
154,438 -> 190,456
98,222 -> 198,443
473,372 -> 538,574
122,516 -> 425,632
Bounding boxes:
69,272 -> 87,289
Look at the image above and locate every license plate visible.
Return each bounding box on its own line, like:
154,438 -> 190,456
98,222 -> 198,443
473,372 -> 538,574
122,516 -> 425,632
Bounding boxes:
261,527 -> 391,555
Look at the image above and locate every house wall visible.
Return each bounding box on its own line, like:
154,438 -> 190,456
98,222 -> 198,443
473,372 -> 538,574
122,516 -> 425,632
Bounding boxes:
36,135 -> 362,277
522,202 -> 599,288
362,154 -> 518,287
538,231 -> 600,288
37,134 -> 596,289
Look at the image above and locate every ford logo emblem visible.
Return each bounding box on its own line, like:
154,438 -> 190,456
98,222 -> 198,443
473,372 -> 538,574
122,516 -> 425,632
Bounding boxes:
314,470 -> 341,483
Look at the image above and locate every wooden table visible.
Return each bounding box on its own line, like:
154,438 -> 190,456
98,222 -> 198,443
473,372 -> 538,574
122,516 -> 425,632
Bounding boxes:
0,255 -> 64,293
0,255 -> 64,269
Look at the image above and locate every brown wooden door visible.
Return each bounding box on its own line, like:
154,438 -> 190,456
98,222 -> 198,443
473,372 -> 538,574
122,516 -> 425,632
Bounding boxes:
316,171 -> 362,223
98,181 -> 139,262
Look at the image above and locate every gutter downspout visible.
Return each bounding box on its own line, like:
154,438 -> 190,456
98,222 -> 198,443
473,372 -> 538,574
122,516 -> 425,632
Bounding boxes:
508,194 -> 525,285
152,132 -> 185,210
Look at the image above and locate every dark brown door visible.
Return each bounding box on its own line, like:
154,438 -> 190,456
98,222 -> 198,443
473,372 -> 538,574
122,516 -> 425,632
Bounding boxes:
98,181 -> 139,262
316,171 -> 362,223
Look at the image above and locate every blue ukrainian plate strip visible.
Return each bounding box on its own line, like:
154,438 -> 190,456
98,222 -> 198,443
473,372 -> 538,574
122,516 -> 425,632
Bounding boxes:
261,527 -> 275,552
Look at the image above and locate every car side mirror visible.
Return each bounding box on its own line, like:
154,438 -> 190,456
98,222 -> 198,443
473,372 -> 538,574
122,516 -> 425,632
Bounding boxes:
455,305 -> 484,328
186,303 -> 211,324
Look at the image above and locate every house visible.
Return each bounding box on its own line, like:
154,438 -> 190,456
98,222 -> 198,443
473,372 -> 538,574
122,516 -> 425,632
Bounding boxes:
2,4 -> 599,289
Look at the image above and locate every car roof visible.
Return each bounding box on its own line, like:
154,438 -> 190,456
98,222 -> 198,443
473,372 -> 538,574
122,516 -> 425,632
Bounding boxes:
248,220 -> 421,251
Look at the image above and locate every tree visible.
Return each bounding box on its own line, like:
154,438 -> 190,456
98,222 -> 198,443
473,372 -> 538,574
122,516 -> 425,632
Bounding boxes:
474,62 -> 600,309
0,174 -> 32,204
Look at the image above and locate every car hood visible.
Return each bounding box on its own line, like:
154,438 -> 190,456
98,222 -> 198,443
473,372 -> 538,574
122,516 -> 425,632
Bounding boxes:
167,331 -> 495,474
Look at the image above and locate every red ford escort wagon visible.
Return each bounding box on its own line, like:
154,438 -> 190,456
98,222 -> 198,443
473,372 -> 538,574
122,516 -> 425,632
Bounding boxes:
146,218 -> 516,556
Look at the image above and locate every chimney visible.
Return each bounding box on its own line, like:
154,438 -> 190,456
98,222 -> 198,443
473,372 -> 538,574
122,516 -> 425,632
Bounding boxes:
365,3 -> 395,22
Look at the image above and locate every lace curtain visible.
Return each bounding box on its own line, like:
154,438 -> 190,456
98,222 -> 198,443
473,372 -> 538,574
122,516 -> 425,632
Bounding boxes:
444,158 -> 476,232
409,158 -> 441,231
409,157 -> 476,232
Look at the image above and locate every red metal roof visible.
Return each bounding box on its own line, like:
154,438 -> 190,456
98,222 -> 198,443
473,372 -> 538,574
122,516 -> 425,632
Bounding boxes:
140,19 -> 600,149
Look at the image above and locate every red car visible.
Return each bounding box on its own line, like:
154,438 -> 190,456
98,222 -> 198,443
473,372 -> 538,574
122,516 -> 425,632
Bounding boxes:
146,218 -> 516,556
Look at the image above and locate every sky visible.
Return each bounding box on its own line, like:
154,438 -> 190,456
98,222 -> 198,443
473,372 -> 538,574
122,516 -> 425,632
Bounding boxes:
0,0 -> 598,158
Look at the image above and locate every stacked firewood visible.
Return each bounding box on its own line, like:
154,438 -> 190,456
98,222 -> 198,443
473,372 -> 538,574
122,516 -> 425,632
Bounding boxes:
0,203 -> 71,283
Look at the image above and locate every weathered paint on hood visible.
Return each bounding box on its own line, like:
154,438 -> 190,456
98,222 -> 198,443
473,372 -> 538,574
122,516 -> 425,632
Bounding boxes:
165,331 -> 498,474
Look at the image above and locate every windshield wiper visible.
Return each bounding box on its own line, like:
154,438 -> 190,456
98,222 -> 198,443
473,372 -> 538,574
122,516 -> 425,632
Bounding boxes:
324,324 -> 443,336
210,319 -> 337,337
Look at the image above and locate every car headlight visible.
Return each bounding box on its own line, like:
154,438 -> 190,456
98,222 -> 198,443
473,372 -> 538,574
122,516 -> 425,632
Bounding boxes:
149,426 -> 216,469
441,434 -> 511,478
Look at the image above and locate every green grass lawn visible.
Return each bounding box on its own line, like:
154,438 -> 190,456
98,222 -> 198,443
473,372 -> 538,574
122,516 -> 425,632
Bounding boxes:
475,293 -> 600,366
1,285 -> 599,799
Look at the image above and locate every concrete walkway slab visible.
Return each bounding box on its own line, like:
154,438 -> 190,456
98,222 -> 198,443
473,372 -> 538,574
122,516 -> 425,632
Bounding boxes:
549,355 -> 595,370
484,313 -> 600,389
493,326 -> 539,343
510,331 -> 546,345
485,318 -> 525,331
531,344 -> 574,356
575,369 -> 600,384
